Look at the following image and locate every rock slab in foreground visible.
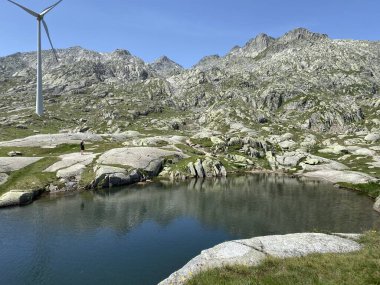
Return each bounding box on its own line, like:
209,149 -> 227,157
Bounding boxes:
159,233 -> 361,285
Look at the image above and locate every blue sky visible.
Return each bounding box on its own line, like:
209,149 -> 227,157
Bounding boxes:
0,0 -> 379,67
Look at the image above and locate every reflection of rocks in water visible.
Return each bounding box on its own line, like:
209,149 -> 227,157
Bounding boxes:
33,174 -> 380,237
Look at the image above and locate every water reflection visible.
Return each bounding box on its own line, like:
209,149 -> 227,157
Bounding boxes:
22,173 -> 380,236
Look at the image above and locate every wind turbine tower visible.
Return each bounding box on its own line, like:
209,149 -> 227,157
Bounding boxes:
7,0 -> 63,116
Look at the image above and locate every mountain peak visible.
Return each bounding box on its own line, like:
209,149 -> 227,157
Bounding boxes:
112,49 -> 131,57
280,28 -> 328,42
245,33 -> 275,50
149,55 -> 183,77
156,56 -> 171,63
228,32 -> 275,58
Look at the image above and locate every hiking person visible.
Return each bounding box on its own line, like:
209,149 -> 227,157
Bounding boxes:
80,140 -> 85,155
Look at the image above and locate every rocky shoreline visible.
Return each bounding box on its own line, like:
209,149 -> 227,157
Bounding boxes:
158,232 -> 362,285
0,132 -> 380,211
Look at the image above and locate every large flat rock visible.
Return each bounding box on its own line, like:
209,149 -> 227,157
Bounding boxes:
97,147 -> 184,169
56,164 -> 86,179
303,170 -> 377,184
0,157 -> 43,172
238,233 -> 361,258
0,133 -> 102,147
159,233 -> 361,285
300,155 -> 348,171
45,152 -> 98,172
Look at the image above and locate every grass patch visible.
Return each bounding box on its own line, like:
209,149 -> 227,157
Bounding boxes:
175,144 -> 204,156
0,157 -> 58,195
190,138 -> 213,148
187,231 -> 380,285
337,182 -> 380,199
78,163 -> 96,189
168,156 -> 203,173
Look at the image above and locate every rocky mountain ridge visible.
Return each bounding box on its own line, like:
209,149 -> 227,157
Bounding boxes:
0,27 -> 379,138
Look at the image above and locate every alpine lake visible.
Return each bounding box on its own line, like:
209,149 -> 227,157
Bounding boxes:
1,174 -> 379,285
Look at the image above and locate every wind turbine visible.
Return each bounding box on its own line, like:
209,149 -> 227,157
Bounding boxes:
7,0 -> 63,116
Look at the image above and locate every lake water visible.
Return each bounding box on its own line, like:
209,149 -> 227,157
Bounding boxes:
1,174 -> 379,285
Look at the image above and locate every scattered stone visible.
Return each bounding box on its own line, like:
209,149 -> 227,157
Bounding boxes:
278,140 -> 297,150
7,151 -> 22,157
319,145 -> 349,155
304,157 -> 319,165
364,133 -> 380,142
352,148 -> 376,156
276,151 -> 306,167
79,126 -> 90,133
299,155 -> 348,171
16,124 -> 28,129
338,154 -> 351,161
258,115 -> 268,123
0,173 -> 8,185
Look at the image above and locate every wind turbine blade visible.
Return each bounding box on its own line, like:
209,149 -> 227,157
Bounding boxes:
7,0 -> 39,17
40,0 -> 63,16
42,19 -> 59,62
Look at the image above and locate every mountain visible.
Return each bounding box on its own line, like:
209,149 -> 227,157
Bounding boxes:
0,28 -> 379,140
148,56 -> 184,77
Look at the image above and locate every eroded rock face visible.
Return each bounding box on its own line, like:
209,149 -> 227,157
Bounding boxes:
187,158 -> 227,178
92,166 -> 142,188
159,233 -> 361,285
